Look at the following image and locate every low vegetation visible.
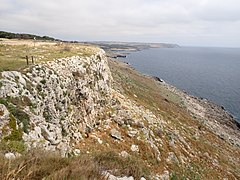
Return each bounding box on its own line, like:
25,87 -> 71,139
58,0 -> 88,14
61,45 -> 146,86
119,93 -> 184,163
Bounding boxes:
0,149 -> 150,179
0,31 -> 57,41
0,97 -> 30,134
108,59 -> 240,179
0,38 -> 98,72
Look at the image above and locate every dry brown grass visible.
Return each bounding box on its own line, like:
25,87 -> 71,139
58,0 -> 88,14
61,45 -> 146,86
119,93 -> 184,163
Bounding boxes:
0,148 -> 150,179
0,150 -> 103,180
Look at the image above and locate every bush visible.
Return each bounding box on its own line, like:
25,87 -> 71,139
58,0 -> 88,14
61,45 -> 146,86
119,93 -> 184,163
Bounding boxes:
3,115 -> 23,141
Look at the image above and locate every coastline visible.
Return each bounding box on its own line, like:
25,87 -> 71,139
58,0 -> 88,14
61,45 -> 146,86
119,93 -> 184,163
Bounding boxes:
152,76 -> 240,147
108,52 -> 240,147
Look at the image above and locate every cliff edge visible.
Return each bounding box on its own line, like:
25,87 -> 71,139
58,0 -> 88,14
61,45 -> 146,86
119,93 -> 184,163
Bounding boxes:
0,48 -> 112,156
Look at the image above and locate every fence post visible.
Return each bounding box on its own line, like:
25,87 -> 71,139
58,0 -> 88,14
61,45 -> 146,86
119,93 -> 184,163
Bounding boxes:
31,56 -> 34,64
26,55 -> 29,65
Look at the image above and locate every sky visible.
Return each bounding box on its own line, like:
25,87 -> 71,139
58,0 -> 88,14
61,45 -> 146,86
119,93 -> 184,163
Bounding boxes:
1,0 -> 240,47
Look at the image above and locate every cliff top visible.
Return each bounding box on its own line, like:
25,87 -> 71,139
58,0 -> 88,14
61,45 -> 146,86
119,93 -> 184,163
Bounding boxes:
0,38 -> 99,72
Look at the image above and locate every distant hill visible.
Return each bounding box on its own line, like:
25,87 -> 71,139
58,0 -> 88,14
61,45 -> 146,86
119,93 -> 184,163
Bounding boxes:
0,31 -> 59,41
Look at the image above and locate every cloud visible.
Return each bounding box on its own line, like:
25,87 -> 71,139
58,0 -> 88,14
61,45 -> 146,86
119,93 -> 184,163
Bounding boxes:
0,0 -> 240,47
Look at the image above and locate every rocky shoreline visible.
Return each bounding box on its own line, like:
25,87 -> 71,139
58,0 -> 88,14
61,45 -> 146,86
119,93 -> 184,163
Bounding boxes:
107,46 -> 240,147
113,55 -> 240,147
153,77 -> 240,147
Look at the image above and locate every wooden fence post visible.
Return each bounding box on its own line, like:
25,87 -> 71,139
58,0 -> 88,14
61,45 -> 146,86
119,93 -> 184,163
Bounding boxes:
31,56 -> 34,64
26,55 -> 29,65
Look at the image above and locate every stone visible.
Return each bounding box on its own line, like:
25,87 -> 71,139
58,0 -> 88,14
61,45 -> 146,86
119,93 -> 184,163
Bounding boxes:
159,170 -> 170,180
0,104 -> 10,120
103,171 -> 134,180
73,148 -> 81,156
169,138 -> 175,147
127,129 -> 138,138
110,128 -> 122,140
166,152 -> 179,164
131,144 -> 139,152
120,151 -> 129,158
97,137 -> 103,144
5,152 -> 16,159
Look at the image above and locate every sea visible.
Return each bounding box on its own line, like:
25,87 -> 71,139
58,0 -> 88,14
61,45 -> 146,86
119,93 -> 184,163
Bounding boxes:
118,47 -> 240,122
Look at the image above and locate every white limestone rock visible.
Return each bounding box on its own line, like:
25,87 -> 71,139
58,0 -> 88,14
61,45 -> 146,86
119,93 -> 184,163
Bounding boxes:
110,128 -> 122,140
120,151 -> 129,158
0,50 -> 113,155
5,152 -> 16,159
130,144 -> 139,152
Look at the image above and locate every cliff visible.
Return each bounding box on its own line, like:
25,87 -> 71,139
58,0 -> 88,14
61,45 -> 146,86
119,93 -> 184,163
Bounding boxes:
0,39 -> 239,179
0,49 -> 112,156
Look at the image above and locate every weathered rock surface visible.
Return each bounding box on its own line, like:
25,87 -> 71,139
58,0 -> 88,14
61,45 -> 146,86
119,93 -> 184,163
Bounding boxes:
0,50 -> 112,156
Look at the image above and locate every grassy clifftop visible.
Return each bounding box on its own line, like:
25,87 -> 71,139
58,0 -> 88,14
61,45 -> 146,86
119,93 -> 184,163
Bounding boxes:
0,38 -> 99,72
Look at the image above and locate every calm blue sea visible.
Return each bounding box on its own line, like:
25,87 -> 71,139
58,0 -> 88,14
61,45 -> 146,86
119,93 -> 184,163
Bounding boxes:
120,47 -> 240,122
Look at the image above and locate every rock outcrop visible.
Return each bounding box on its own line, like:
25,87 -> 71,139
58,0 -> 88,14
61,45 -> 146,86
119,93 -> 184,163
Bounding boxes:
0,49 -> 112,156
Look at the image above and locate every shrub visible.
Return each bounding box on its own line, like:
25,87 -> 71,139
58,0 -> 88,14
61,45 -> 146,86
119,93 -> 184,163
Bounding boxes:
3,114 -> 23,141
7,104 -> 30,134
63,46 -> 71,52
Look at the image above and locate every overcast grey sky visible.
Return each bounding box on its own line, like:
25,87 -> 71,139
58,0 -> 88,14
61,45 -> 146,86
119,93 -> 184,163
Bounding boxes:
1,0 -> 240,47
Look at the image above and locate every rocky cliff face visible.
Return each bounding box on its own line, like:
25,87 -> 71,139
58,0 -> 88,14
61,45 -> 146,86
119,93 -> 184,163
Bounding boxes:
0,49 -> 112,156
